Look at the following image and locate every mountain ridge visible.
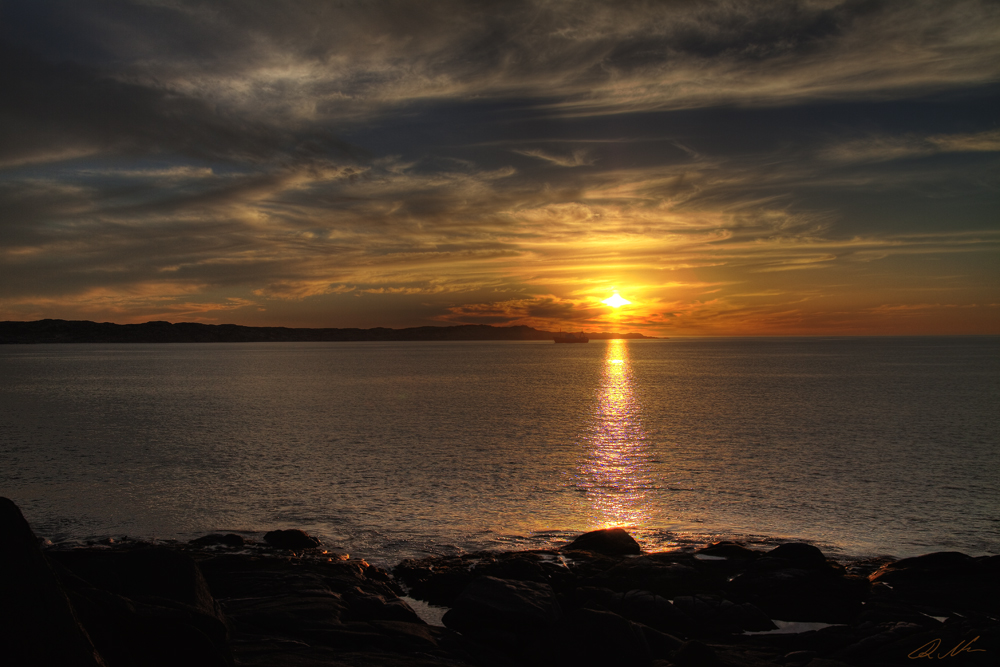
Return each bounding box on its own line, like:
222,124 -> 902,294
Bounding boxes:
0,319 -> 657,344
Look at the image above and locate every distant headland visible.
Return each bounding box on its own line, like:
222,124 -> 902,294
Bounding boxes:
0,319 -> 657,344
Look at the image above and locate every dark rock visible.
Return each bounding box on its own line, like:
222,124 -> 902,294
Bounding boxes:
46,545 -> 233,667
347,592 -> 424,624
263,529 -> 322,549
0,497 -> 107,666
882,551 -> 974,572
592,555 -> 712,598
81,594 -> 232,667
294,621 -> 413,652
765,543 -> 828,568
395,561 -> 476,606
558,607 -> 653,663
480,552 -> 551,583
367,620 -> 441,651
564,527 -> 641,556
572,585 -> 623,610
395,550 -> 569,605
726,565 -> 869,623
201,561 -> 336,599
869,551 -> 999,614
853,591 -> 946,628
976,553 -> 1000,575
672,639 -> 721,666
781,649 -> 818,665
190,534 -> 245,548
9,493 -> 996,667
222,594 -> 348,634
48,547 -> 226,624
868,618 -> 997,667
558,549 -> 623,580
672,594 -> 777,634
697,541 -> 760,560
617,589 -> 689,634
832,621 -> 934,664
640,624 -> 685,660
58,586 -> 143,667
200,553 -> 401,603
188,549 -> 466,664
442,576 -> 562,645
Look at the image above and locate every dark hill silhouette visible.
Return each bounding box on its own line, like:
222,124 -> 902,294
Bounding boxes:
0,320 -> 656,344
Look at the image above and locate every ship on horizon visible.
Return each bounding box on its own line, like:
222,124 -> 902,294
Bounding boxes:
553,332 -> 588,343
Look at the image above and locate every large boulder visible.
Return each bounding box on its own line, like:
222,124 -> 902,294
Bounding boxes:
725,561 -> 869,623
564,528 -> 641,556
345,592 -> 424,624
48,547 -> 226,624
764,542 -> 828,568
393,558 -> 477,606
393,550 -> 573,607
190,534 -> 245,548
47,547 -> 233,667
670,594 -> 776,634
695,541 -> 760,560
263,529 -> 322,550
0,497 -> 107,666
220,593 -> 348,635
66,589 -> 233,667
591,555 -> 712,598
558,607 -> 654,664
869,551 -> 999,614
442,576 -> 562,646
194,552 -> 453,664
672,639 -> 721,667
836,617 -> 997,667
616,589 -> 689,634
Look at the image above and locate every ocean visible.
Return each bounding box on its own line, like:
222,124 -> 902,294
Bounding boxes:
1,337 -> 997,565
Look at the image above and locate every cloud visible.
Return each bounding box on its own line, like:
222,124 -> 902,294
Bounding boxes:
4,139 -> 995,320
436,295 -> 605,329
1,1 -> 997,334
5,1 -> 999,135
821,129 -> 1000,163
0,286 -> 257,324
0,41 -> 361,169
513,148 -> 595,167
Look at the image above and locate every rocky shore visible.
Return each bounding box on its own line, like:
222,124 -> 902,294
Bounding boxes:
2,498 -> 995,666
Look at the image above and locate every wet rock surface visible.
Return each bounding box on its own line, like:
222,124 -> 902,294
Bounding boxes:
262,529 -> 322,550
4,505 -> 997,666
564,526 -> 642,556
0,497 -> 107,667
393,529 -> 998,666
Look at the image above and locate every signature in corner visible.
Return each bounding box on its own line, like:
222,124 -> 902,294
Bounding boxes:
908,636 -> 986,660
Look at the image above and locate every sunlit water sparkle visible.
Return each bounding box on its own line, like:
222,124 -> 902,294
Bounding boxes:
2,337 -> 997,566
578,339 -> 653,529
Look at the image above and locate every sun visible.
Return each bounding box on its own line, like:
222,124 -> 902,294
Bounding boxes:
602,291 -> 631,308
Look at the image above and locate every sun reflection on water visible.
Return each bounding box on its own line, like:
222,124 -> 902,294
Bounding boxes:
577,339 -> 652,530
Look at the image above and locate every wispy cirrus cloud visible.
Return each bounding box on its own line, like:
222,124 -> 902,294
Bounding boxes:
513,148 -> 595,167
821,129 -> 1000,164
5,1 -> 1000,166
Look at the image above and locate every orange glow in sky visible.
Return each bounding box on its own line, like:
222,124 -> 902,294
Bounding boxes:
1,2 -> 997,336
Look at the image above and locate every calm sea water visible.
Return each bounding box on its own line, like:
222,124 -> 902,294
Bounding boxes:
1,337 -> 997,565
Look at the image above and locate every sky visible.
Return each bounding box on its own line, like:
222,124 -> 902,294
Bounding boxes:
1,0 -> 998,336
